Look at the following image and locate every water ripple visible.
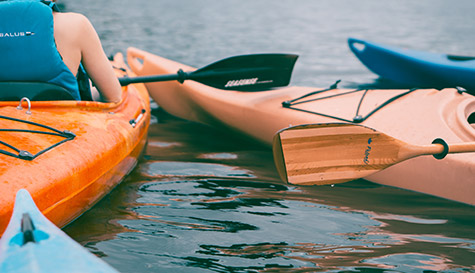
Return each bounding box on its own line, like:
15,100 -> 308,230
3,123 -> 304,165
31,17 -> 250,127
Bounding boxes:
139,161 -> 255,178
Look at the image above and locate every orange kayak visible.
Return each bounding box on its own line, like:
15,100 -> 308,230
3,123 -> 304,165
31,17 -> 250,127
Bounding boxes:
0,53 -> 151,236
127,47 -> 475,205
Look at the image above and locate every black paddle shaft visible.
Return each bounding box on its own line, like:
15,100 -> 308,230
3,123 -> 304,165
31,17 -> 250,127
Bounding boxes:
119,53 -> 298,91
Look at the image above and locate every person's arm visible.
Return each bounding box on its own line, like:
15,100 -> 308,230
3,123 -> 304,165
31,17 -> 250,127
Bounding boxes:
78,16 -> 122,103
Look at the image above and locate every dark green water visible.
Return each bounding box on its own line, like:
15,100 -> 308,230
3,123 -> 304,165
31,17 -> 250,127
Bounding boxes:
61,0 -> 475,272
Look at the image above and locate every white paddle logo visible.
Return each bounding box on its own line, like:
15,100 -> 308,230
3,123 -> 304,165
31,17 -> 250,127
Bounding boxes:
225,78 -> 259,88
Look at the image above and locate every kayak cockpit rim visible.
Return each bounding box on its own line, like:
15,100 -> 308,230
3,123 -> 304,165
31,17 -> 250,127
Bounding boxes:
0,86 -> 130,110
456,99 -> 475,138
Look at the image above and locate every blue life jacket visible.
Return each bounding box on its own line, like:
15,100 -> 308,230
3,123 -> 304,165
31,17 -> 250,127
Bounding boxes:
0,0 -> 87,100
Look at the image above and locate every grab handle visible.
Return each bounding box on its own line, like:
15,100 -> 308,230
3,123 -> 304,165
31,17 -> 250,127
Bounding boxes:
348,38 -> 367,56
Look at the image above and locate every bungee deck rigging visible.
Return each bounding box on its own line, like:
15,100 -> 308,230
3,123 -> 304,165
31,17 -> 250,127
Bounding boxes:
282,80 -> 418,123
0,114 -> 75,161
282,81 -> 474,123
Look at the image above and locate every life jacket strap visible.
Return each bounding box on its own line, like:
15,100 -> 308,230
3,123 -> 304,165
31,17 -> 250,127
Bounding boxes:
40,0 -> 60,12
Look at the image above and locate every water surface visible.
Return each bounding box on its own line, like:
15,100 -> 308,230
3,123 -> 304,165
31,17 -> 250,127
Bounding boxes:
62,1 -> 475,272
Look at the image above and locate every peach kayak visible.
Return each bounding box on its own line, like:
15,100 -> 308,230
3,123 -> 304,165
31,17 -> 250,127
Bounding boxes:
127,47 -> 475,205
0,53 -> 151,236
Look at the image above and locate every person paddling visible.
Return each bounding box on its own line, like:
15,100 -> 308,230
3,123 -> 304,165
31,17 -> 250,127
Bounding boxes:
0,0 -> 122,103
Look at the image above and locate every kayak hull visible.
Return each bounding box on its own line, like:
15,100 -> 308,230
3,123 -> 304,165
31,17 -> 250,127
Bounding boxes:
0,53 -> 151,236
127,47 -> 475,205
0,189 -> 119,273
348,38 -> 475,92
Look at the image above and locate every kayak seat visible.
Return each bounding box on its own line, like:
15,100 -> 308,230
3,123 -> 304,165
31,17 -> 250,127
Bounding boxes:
0,82 -> 76,101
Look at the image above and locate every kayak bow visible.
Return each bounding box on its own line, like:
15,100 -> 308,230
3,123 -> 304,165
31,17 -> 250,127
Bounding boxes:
348,37 -> 475,93
0,189 -> 119,273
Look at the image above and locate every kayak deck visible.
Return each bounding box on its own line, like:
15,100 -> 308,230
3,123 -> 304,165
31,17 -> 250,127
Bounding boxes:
0,53 -> 151,236
0,189 -> 119,273
127,47 -> 475,205
348,38 -> 475,92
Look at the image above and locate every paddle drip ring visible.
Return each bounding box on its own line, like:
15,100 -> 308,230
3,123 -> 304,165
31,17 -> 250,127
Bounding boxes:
176,69 -> 187,84
432,138 -> 449,160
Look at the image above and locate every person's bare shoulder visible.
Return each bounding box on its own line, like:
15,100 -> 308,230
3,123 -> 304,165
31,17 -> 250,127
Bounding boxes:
54,12 -> 95,42
54,12 -> 89,26
54,11 -> 89,23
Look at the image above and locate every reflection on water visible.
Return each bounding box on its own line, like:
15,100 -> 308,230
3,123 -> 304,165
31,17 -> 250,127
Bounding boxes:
139,162 -> 254,178
60,0 -> 475,272
64,110 -> 475,273
69,173 -> 475,272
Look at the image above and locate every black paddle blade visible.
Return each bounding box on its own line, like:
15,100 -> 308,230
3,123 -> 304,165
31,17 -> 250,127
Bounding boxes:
189,54 -> 298,91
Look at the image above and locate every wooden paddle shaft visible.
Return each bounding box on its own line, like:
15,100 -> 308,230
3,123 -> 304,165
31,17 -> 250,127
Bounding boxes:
446,142 -> 475,153
414,141 -> 475,160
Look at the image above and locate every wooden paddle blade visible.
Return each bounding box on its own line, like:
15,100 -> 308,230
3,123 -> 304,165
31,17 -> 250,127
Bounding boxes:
190,54 -> 298,91
272,123 -> 414,186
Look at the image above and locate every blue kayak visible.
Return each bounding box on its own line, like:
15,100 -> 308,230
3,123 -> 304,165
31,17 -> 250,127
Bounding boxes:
0,189 -> 119,273
348,37 -> 475,92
